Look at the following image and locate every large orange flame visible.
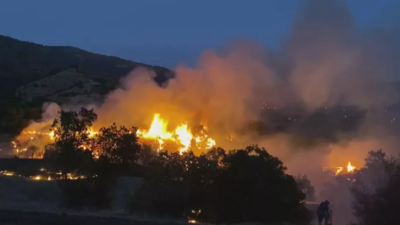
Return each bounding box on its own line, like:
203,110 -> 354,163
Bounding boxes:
137,113 -> 216,154
12,113 -> 217,157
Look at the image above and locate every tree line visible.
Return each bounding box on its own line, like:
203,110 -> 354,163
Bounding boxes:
12,106 -> 400,225
10,106 -> 400,224
41,108 -> 312,224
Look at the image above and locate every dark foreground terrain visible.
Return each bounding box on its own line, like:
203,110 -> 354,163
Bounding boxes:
0,163 -> 320,225
0,209 -> 190,225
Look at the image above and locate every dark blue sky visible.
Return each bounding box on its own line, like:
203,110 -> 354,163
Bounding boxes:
0,0 -> 398,68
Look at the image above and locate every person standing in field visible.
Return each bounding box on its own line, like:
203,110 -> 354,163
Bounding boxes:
317,200 -> 331,225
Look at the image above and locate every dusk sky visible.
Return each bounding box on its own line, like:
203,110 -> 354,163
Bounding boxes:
0,0 -> 398,68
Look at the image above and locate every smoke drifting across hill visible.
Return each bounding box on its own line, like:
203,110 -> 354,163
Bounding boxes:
15,0 -> 400,209
96,0 -> 400,164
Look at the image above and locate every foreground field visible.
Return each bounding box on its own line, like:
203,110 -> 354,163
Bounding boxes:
0,175 -> 319,224
0,176 -> 191,225
0,209 -> 191,225
0,175 -> 143,211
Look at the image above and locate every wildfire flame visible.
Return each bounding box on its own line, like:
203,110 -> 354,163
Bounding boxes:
12,127 -> 100,158
334,161 -> 356,176
12,113 -> 216,157
347,161 -> 356,173
137,113 -> 216,154
49,131 -> 55,140
335,167 -> 344,176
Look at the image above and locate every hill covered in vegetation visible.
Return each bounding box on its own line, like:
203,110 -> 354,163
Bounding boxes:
0,34 -> 173,103
0,35 -> 173,137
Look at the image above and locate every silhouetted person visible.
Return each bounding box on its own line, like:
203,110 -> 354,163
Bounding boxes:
317,200 -> 331,225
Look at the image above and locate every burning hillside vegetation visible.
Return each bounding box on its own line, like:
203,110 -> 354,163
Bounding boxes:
323,161 -> 357,176
5,0 -> 400,188
11,113 -> 216,159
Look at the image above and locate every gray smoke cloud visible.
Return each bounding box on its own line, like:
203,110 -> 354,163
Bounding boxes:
15,1 -> 400,221
22,0 -> 400,167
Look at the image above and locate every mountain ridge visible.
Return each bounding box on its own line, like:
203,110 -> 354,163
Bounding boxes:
0,34 -> 173,104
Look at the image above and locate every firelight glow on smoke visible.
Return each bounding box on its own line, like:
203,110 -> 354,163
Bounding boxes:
9,0 -> 400,190
6,1 -> 400,224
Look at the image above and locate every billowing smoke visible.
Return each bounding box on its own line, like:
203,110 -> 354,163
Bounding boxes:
19,0 -> 400,168
95,0 -> 400,160
13,0 -> 400,221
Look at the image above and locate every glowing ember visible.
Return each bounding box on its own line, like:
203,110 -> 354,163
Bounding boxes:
0,170 -> 15,176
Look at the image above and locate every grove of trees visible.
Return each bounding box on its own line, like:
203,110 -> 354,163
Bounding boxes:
41,108 -> 312,224
8,106 -> 400,224
351,149 -> 400,225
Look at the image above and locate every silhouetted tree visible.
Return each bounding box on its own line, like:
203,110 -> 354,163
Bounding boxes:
207,146 -> 310,224
27,145 -> 39,159
351,150 -> 400,225
296,175 -> 316,201
44,108 -> 147,209
42,108 -> 117,209
128,146 -> 311,224
137,144 -> 157,167
94,123 -> 141,174
128,151 -> 219,218
44,108 -> 97,179
205,147 -> 226,165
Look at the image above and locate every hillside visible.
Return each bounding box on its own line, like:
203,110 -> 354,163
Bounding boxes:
0,35 -> 173,104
